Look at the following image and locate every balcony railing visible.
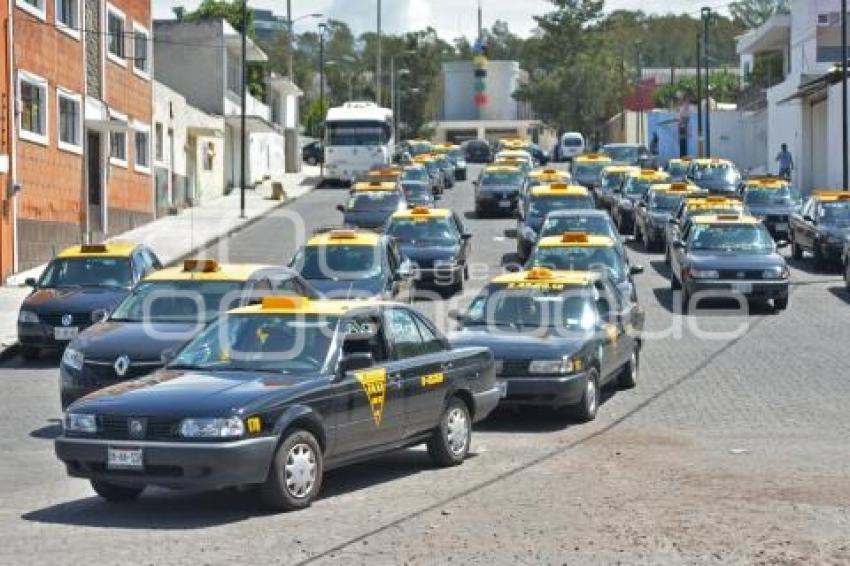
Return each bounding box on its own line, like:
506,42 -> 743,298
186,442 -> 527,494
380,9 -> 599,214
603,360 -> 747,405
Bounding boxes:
224,89 -> 271,121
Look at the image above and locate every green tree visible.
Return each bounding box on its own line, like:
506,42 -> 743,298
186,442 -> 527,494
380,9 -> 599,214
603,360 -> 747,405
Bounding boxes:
303,97 -> 330,139
654,72 -> 740,108
730,0 -> 790,29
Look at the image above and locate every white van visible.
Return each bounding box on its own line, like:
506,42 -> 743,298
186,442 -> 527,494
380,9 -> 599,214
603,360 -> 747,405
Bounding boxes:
559,132 -> 585,162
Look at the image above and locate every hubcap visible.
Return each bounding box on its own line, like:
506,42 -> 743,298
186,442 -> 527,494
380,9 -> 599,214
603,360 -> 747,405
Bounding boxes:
631,353 -> 638,381
284,443 -> 317,498
586,378 -> 597,414
446,407 -> 469,456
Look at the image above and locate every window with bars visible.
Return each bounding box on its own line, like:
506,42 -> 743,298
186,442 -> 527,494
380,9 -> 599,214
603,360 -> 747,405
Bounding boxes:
135,129 -> 150,169
107,8 -> 125,59
58,91 -> 81,149
20,76 -> 46,140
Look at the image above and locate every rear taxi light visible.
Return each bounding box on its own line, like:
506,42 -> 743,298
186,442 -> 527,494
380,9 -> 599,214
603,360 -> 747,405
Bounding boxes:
410,206 -> 430,215
329,230 -> 357,239
542,169 -> 558,174
550,183 -> 568,190
715,214 -> 741,221
183,259 -> 219,273
526,267 -> 555,280
262,296 -> 309,310
669,182 -> 689,192
562,231 -> 590,243
80,244 -> 108,253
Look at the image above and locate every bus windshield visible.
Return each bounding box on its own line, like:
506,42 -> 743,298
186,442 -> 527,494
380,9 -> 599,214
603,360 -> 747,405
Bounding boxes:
326,121 -> 391,146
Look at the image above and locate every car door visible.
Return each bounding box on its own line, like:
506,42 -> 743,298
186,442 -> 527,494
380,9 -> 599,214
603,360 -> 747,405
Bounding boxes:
592,282 -> 619,380
452,212 -> 471,264
670,221 -> 693,284
403,310 -> 455,434
332,311 -> 404,456
599,277 -> 634,378
799,199 -> 818,251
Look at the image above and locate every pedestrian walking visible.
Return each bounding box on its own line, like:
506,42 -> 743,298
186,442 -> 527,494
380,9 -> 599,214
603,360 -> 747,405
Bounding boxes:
776,143 -> 794,178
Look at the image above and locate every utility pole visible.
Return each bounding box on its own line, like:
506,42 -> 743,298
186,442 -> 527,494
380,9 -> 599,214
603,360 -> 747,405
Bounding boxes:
319,23 -> 327,178
636,42 -> 643,144
239,0 -> 247,218
843,0 -> 848,189
376,0 -> 382,105
390,55 -> 395,136
478,0 -> 483,40
696,32 -> 703,158
287,0 -> 293,79
702,7 -> 712,157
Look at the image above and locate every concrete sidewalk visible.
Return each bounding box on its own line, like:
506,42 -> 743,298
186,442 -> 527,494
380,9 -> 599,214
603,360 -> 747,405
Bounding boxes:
0,165 -> 321,355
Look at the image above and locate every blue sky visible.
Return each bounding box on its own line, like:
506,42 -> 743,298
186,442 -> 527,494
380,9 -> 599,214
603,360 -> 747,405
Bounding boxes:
154,0 -> 724,39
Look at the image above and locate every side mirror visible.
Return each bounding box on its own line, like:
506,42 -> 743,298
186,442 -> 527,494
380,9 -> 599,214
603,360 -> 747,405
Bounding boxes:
434,193 -> 442,200
629,265 -> 645,275
461,233 -> 473,240
776,241 -> 790,249
24,277 -> 37,287
803,215 -> 814,223
672,240 -> 685,249
336,204 -> 345,213
396,262 -> 414,280
338,352 -> 374,374
472,180 -> 479,186
637,201 -> 647,208
505,263 -> 522,273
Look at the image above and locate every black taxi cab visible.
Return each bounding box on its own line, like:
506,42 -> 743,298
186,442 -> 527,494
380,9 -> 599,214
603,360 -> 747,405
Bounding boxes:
790,191 -> 850,268
288,229 -> 414,300
18,242 -> 162,360
634,182 -> 702,251
338,181 -> 407,229
572,153 -> 613,189
595,165 -> 640,213
664,195 -> 745,265
449,268 -> 643,421
474,164 -> 527,216
740,176 -> 802,242
669,214 -> 790,312
526,231 -> 642,301
516,183 -> 595,261
58,259 -> 317,409
384,207 -> 472,293
611,169 -> 671,234
55,296 -> 500,510
686,158 -> 742,195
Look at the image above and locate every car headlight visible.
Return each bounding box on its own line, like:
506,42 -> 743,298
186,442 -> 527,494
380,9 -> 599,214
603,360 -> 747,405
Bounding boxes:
61,347 -> 84,371
457,160 -> 467,168
688,268 -> 719,279
64,413 -> 97,433
179,417 -> 245,438
529,356 -> 582,375
18,310 -> 39,324
434,258 -> 459,269
762,266 -> 790,280
521,225 -> 537,242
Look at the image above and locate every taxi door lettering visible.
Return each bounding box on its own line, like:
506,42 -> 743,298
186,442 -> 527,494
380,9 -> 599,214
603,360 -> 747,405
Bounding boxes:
355,368 -> 387,426
420,372 -> 445,387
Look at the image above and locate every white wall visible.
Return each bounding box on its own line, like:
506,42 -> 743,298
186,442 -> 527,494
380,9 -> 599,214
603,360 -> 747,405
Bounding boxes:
250,133 -> 285,183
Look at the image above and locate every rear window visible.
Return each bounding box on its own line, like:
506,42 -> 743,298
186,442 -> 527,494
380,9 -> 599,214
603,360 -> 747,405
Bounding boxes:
563,137 -> 583,147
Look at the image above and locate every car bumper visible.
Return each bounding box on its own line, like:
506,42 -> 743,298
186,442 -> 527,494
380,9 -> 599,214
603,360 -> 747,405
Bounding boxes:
414,265 -> 464,283
476,194 -> 519,213
18,322 -> 90,350
498,372 -> 589,408
472,385 -> 501,421
687,279 -> 789,301
55,436 -> 278,490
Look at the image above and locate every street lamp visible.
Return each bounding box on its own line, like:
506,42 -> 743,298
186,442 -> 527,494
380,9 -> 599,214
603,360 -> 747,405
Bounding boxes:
239,0 -> 248,218
842,0 -> 848,189
696,32 -> 703,157
318,22 -> 330,177
702,6 -> 712,156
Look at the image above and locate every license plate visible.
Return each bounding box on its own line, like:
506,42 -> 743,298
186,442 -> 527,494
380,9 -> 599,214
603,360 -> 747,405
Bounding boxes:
498,200 -> 511,208
774,222 -> 788,231
497,381 -> 508,398
731,283 -> 752,294
107,447 -> 143,470
54,327 -> 78,340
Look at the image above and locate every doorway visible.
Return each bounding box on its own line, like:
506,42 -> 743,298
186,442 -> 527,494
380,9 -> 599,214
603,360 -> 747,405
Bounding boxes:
87,131 -> 104,236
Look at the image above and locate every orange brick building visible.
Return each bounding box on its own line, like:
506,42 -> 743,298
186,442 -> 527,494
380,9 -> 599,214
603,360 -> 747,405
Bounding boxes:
0,2 -> 12,280
10,0 -> 153,275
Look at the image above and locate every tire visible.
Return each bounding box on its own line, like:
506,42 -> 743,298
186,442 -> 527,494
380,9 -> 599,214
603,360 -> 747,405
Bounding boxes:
791,235 -> 803,260
569,368 -> 599,422
306,156 -> 318,166
618,349 -> 639,389
679,286 -> 690,313
671,270 -> 681,290
664,245 -> 671,266
774,296 -> 789,311
20,346 -> 40,361
845,261 -> 850,291
427,397 -> 471,467
813,242 -> 826,271
90,480 -> 144,502
261,429 -> 323,512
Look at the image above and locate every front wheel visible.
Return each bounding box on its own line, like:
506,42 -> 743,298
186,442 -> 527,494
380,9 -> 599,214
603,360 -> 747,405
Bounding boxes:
20,346 -> 40,361
774,296 -> 789,311
618,349 -> 639,389
306,156 -> 318,166
261,429 -> 323,512
90,480 -> 144,502
791,234 -> 803,260
568,369 -> 599,422
427,397 -> 471,467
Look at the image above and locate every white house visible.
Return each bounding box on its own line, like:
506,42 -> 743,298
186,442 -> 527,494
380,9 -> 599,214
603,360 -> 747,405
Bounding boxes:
737,0 -> 850,191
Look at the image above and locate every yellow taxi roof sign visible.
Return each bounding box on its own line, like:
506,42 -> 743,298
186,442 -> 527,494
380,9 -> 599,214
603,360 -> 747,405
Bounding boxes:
814,190 -> 850,200
57,240 -> 137,259
485,165 -> 521,172
668,182 -> 690,192
411,206 -> 430,215
561,231 -> 589,243
526,267 -> 555,280
492,269 -> 598,286
183,259 -> 220,273
353,181 -> 397,192
261,296 -> 309,311
329,229 -> 357,239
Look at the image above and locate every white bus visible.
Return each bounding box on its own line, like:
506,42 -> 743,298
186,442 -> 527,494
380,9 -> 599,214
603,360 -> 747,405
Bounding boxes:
323,102 -> 394,183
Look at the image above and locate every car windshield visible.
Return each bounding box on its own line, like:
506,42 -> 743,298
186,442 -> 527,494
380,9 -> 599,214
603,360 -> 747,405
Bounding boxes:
326,122 -> 390,146
624,178 -> 654,197
109,280 -> 243,323
820,201 -> 850,223
294,245 -> 382,281
649,192 -> 684,211
694,164 -> 738,183
402,184 -> 432,202
481,171 -> 523,186
573,163 -> 606,183
667,162 -> 688,179
409,142 -> 432,156
563,137 -> 583,147
528,246 -> 625,280
170,314 -> 337,374
528,196 -> 594,217
601,172 -> 626,191
540,216 -> 616,239
347,192 -> 400,212
387,218 -> 458,244
464,285 -> 597,330
401,168 -> 427,181
603,146 -> 638,162
38,257 -> 132,289
744,186 -> 801,206
690,224 -> 775,253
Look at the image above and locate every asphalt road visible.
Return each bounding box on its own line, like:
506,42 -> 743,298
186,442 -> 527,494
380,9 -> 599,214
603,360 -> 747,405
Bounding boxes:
2,166 -> 850,565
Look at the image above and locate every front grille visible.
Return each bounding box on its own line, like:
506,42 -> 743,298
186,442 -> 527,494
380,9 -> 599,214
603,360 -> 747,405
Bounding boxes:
82,361 -> 160,386
39,313 -> 91,327
717,269 -> 766,280
499,359 -> 531,377
97,415 -> 180,440
412,258 -> 435,270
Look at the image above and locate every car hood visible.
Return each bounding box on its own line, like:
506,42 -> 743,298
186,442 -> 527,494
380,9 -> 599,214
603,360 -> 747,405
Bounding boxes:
695,179 -> 737,193
305,277 -> 386,299
449,328 -> 587,359
343,210 -> 394,228
22,287 -> 128,315
73,320 -> 200,362
70,369 -> 325,417
400,244 -> 460,263
479,184 -> 521,194
746,204 -> 798,217
689,252 -> 785,269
